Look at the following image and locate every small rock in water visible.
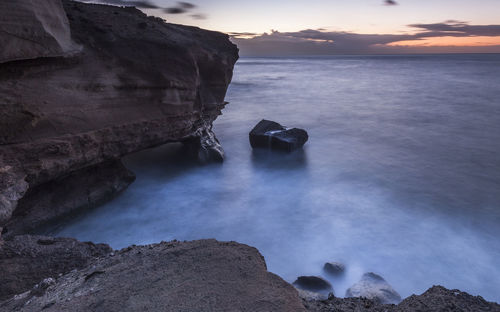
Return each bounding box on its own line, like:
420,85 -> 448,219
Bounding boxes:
293,276 -> 333,293
345,272 -> 402,304
323,262 -> 345,276
249,119 -> 308,152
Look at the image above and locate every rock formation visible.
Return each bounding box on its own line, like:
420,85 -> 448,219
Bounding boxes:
0,0 -> 238,234
323,262 -> 345,276
0,235 -> 111,302
0,0 -> 81,64
345,272 -> 402,304
249,119 -> 309,152
293,276 -> 334,294
305,286 -> 500,312
0,239 -> 306,312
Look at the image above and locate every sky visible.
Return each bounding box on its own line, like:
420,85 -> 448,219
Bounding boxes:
82,0 -> 500,55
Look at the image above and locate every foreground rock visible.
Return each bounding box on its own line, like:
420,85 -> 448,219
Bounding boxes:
0,235 -> 111,301
0,0 -> 238,232
345,272 -> 402,304
0,239 -> 306,312
305,286 -> 500,312
249,120 -> 308,152
294,276 -> 333,294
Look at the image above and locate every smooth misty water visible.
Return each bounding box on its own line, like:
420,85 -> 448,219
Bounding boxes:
51,54 -> 500,302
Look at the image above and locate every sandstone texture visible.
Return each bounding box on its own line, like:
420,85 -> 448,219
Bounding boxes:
0,0 -> 80,64
0,0 -> 238,232
0,239 -> 306,312
0,235 -> 112,302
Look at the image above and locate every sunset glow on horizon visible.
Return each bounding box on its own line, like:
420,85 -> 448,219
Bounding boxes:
103,0 -> 500,54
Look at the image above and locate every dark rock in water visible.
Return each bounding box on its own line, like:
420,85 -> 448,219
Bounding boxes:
293,276 -> 333,293
249,120 -> 308,152
0,240 -> 307,312
0,235 -> 112,301
345,272 -> 402,304
323,262 -> 345,276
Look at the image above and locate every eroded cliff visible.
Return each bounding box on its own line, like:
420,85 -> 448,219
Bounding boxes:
0,0 -> 238,234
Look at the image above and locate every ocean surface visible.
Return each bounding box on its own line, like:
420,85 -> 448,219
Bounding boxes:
51,54 -> 500,302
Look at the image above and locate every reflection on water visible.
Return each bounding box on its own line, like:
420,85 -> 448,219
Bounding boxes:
51,55 -> 500,302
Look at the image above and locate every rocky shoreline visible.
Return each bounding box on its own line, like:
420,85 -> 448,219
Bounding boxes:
1,1 -> 499,311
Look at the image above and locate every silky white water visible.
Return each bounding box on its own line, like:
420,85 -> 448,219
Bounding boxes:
51,54 -> 500,302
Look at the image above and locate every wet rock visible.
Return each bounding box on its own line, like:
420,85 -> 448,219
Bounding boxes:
297,288 -> 330,301
0,0 -> 238,230
323,262 -> 345,276
345,272 -> 402,304
183,121 -> 225,163
0,235 -> 112,301
249,119 -> 308,152
397,285 -> 500,312
305,285 -> 500,311
293,276 -> 333,293
0,240 -> 307,312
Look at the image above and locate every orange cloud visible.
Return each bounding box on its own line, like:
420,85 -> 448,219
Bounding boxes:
390,36 -> 500,47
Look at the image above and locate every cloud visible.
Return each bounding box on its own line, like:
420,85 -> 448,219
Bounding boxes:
231,21 -> 500,56
164,1 -> 197,15
410,21 -> 500,37
77,0 -> 204,20
384,0 -> 398,6
190,14 -> 207,20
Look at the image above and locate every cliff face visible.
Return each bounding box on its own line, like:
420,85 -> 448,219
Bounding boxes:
0,0 -> 80,63
0,0 -> 238,233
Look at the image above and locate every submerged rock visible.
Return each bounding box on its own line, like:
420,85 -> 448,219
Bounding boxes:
293,276 -> 333,294
323,262 -> 346,276
0,240 -> 306,312
345,272 -> 402,304
249,119 -> 308,152
0,235 -> 112,301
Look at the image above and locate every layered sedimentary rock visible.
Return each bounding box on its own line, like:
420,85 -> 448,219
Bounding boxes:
0,0 -> 238,233
0,0 -> 80,63
0,239 -> 306,312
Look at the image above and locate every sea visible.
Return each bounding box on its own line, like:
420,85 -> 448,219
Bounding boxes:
50,54 -> 500,302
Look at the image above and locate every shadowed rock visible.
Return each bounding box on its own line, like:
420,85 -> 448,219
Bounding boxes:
249,119 -> 308,152
0,0 -> 81,63
323,262 -> 345,276
293,276 -> 333,294
0,240 -> 306,312
345,272 -> 401,304
0,235 -> 112,301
